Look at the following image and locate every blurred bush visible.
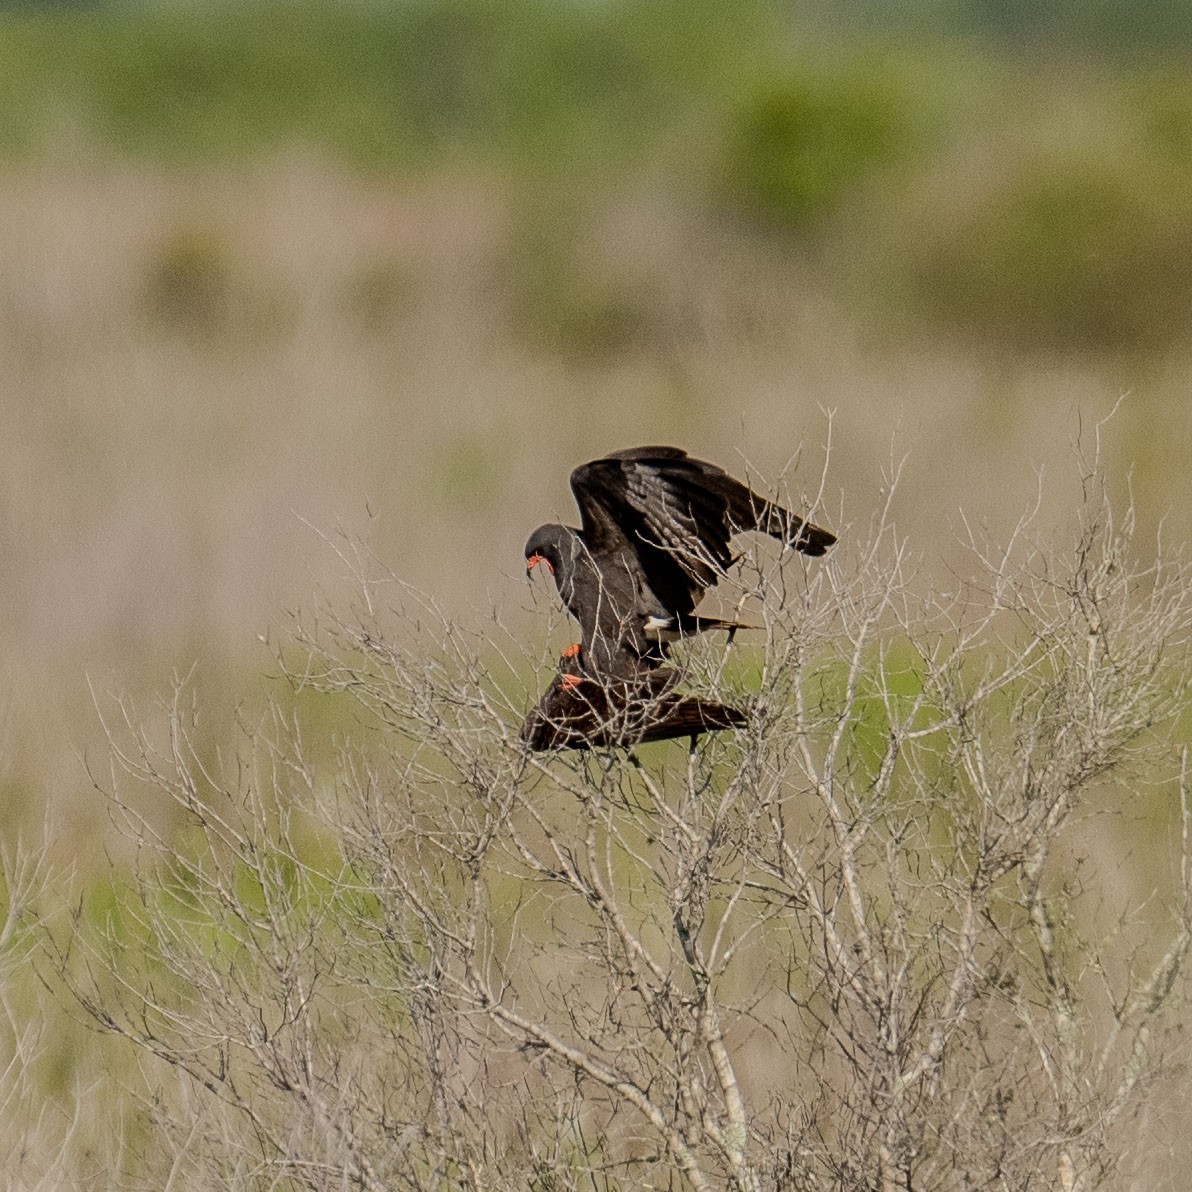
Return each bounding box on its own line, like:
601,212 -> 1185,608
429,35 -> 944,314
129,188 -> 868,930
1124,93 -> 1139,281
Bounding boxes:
140,226 -> 294,342
141,229 -> 234,334
507,219 -> 656,360
341,260 -> 417,335
905,158 -> 1192,353
721,63 -> 911,232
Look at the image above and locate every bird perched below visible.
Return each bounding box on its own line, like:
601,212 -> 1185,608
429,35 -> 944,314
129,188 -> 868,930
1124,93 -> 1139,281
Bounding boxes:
525,445 -> 835,677
520,644 -> 746,752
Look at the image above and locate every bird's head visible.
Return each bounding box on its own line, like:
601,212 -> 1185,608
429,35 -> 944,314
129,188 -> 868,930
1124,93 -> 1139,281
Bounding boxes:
524,523 -> 580,580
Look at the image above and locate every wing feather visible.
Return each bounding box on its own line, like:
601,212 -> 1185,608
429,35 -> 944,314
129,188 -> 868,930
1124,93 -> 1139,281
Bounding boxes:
571,445 -> 835,619
595,453 -> 737,581
572,455 -> 722,613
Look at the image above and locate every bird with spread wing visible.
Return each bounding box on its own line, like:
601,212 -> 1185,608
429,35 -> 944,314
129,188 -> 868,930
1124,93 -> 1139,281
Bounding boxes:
526,448 -> 834,753
525,446 -> 834,669
521,446 -> 834,750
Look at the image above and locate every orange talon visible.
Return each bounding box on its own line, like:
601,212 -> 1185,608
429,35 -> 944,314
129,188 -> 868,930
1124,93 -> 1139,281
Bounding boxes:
526,553 -> 555,575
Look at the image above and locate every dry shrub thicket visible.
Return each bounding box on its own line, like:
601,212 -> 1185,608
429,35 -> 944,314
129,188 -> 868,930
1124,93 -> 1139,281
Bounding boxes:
24,440 -> 1192,1190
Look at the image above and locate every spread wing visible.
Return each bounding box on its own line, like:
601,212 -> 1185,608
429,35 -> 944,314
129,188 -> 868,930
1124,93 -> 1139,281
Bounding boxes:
569,447 -> 742,616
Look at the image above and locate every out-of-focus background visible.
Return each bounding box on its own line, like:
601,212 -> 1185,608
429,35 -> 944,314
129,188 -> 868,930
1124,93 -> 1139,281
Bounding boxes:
4,0 -> 1191,843
3,1 -> 1192,1180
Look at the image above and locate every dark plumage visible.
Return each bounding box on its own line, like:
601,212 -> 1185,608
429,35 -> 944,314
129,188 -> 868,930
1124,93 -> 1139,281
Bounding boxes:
525,445 -> 835,675
520,647 -> 746,752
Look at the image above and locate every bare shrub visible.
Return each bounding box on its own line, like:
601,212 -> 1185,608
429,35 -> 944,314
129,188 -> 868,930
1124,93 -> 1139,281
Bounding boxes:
46,444 -> 1192,1190
0,841 -> 128,1192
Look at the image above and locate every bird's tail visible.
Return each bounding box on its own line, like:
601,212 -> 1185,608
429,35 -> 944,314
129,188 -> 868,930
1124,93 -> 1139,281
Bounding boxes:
643,613 -> 757,642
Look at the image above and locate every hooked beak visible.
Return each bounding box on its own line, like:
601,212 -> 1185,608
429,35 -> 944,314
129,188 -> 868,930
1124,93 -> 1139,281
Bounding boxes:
526,553 -> 555,576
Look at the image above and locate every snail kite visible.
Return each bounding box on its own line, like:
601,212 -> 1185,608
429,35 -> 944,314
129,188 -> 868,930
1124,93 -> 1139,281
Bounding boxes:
521,644 -> 746,752
525,445 -> 834,676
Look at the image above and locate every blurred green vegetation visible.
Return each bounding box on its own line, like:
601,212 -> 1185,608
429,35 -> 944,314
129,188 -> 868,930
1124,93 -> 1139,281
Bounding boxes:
0,0 -> 777,171
4,0 -> 1192,355
722,60 -> 913,231
907,157 -> 1192,353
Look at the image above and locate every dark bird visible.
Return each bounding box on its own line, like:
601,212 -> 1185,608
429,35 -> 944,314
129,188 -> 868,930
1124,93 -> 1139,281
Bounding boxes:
525,445 -> 835,675
521,645 -> 746,751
